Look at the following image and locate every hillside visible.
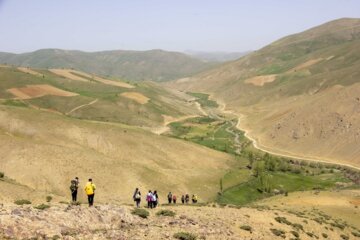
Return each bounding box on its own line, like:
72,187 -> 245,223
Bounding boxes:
0,104 -> 233,204
0,66 -> 202,128
168,18 -> 360,168
1,203 -> 359,239
0,49 -> 217,82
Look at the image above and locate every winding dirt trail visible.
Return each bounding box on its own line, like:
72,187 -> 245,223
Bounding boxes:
66,99 -> 99,115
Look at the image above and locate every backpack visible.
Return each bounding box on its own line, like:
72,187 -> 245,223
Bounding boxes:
70,180 -> 77,192
135,192 -> 141,200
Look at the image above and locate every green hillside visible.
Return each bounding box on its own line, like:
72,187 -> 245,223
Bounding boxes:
0,66 -> 200,128
0,49 -> 217,82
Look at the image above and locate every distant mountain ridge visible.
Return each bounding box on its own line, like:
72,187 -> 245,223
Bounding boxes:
184,50 -> 251,62
0,48 -> 218,82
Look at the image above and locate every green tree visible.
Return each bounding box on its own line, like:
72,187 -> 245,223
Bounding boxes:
248,152 -> 254,167
253,161 -> 265,177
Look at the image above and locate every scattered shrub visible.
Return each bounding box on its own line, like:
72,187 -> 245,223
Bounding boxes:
173,232 -> 197,240
322,233 -> 328,238
270,228 -> 285,237
352,231 -> 360,237
131,208 -> 149,219
330,222 -> 345,230
34,204 -> 50,210
0,172 -> 4,178
292,223 -> 303,231
156,209 -> 176,217
290,230 -> 299,238
240,225 -> 252,232
71,201 -> 81,206
46,196 -> 53,202
340,234 -> 349,240
59,201 -> 69,204
14,199 -> 31,205
275,216 -> 292,225
306,232 -> 317,238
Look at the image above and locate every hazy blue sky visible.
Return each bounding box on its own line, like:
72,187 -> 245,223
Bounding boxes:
0,0 -> 359,53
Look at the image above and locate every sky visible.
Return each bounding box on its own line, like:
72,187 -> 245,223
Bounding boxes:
0,0 -> 359,53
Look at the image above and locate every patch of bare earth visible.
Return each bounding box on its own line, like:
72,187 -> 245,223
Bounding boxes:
49,69 -> 89,82
71,70 -> 134,88
120,92 -> 150,104
6,84 -> 78,99
244,74 -> 277,86
17,67 -> 43,77
287,58 -> 324,73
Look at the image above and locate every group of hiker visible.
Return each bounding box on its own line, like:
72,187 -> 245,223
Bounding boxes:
132,188 -> 198,208
70,177 -> 96,207
69,178 -> 198,208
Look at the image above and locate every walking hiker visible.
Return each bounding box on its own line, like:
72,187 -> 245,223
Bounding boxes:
153,190 -> 159,208
133,188 -> 141,208
185,194 -> 190,204
181,195 -> 185,204
84,178 -> 96,207
192,194 -> 198,203
167,192 -> 172,204
146,190 -> 153,209
172,194 -> 177,204
70,177 -> 79,202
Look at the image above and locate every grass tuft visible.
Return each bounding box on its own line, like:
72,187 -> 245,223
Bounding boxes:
156,209 -> 176,217
14,199 -> 31,205
131,208 -> 150,219
34,204 -> 50,210
173,232 -> 197,240
240,225 -> 252,232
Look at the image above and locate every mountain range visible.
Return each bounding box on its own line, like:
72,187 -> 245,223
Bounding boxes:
0,49 -> 218,82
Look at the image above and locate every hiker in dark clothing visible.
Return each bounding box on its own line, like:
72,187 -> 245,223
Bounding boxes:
181,195 -> 185,204
133,188 -> 141,208
167,192 -> 172,204
185,194 -> 190,204
153,190 -> 159,208
70,177 -> 79,202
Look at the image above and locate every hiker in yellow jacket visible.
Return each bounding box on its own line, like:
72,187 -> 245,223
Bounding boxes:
84,178 -> 96,207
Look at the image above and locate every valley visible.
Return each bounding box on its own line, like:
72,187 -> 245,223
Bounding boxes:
0,12 -> 359,239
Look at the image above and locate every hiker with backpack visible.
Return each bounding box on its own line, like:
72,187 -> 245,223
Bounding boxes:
84,178 -> 96,207
172,194 -> 177,204
69,177 -> 79,202
185,194 -> 190,204
181,195 -> 185,204
133,188 -> 141,208
167,192 -> 172,204
146,190 -> 153,209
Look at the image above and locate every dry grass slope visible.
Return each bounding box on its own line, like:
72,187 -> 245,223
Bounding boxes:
0,105 -> 233,203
